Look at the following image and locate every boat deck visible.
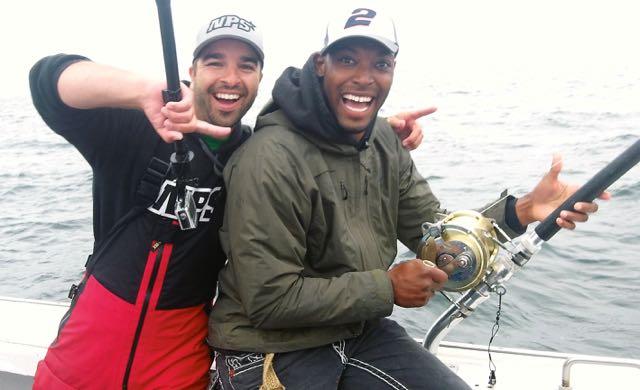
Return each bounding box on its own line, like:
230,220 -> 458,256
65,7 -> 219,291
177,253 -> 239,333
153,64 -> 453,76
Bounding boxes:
0,372 -> 32,389
1,296 -> 639,389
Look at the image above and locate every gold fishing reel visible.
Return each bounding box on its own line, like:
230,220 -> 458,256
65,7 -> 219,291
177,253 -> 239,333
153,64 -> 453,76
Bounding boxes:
417,210 -> 500,292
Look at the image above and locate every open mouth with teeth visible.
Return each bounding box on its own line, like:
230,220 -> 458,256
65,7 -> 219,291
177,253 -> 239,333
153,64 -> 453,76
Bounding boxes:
213,92 -> 242,112
214,92 -> 240,103
342,93 -> 374,113
213,92 -> 242,111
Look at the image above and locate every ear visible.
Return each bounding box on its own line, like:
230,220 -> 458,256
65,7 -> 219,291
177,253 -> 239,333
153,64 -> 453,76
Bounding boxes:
189,64 -> 196,79
313,53 -> 326,77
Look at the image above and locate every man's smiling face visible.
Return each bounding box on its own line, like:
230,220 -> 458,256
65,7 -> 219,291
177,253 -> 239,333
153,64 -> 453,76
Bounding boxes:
315,38 -> 395,138
189,38 -> 262,127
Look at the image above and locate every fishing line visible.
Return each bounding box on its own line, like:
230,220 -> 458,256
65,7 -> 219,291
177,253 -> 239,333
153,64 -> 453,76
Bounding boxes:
487,286 -> 506,387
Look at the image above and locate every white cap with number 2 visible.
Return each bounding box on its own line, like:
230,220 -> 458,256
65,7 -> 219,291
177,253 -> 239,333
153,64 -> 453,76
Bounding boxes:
322,8 -> 399,56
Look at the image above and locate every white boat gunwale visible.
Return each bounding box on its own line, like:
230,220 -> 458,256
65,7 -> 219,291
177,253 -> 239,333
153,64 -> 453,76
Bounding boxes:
1,296 -> 639,389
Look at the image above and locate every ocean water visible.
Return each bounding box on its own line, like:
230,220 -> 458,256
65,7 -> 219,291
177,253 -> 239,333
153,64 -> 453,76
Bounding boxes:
1,69 -> 638,362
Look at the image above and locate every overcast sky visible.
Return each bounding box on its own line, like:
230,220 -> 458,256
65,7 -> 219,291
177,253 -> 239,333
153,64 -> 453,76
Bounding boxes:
2,0 -> 639,99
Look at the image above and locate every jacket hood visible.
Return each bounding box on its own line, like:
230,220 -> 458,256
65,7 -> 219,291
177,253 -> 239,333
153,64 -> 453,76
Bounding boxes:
258,54 -> 375,153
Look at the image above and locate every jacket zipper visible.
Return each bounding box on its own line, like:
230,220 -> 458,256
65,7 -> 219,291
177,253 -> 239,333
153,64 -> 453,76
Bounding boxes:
360,156 -> 385,267
122,241 -> 165,389
340,181 -> 349,200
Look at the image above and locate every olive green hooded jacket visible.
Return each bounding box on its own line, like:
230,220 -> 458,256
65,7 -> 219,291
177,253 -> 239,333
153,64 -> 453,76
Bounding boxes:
208,56 -> 521,353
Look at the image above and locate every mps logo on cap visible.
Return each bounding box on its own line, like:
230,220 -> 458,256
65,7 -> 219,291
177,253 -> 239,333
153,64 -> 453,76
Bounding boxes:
194,13 -> 264,62
206,15 -> 256,33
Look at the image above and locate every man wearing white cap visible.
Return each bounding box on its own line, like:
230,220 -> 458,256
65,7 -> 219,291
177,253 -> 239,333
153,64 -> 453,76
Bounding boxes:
29,10 -> 429,389
209,7 -> 603,389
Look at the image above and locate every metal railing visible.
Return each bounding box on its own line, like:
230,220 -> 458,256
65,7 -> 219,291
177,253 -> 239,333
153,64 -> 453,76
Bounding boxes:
559,357 -> 640,390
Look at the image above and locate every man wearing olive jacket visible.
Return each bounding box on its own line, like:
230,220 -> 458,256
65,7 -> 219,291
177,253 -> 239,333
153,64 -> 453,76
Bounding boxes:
209,8 -> 604,390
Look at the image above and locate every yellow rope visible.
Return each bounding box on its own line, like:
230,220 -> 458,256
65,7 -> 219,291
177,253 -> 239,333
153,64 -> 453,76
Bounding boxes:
259,353 -> 285,390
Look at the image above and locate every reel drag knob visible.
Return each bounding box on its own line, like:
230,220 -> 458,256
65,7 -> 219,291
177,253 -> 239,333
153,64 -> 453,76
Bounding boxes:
417,210 -> 500,292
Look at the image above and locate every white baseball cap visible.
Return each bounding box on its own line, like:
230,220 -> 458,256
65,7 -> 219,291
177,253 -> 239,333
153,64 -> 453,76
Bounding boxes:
193,14 -> 264,63
322,8 -> 399,56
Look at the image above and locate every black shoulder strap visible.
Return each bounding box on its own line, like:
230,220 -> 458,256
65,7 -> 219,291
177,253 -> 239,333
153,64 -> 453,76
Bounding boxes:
84,156 -> 170,276
135,157 -> 172,206
196,137 -> 225,177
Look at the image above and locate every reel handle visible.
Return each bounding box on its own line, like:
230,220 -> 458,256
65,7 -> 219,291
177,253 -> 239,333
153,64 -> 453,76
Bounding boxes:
535,138 -> 640,241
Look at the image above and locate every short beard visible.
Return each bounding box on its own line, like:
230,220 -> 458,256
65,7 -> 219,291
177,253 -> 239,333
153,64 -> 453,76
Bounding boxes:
192,84 -> 254,128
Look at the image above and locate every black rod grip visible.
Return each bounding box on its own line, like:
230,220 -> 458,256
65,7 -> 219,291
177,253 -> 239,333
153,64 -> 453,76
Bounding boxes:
535,138 -> 640,241
155,0 -> 181,100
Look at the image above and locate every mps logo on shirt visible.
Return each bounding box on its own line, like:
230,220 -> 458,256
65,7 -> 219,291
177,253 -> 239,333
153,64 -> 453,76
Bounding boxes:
147,179 -> 222,223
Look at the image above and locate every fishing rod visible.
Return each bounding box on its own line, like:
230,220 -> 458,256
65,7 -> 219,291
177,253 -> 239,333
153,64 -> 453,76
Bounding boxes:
154,0 -> 198,230
418,138 -> 640,353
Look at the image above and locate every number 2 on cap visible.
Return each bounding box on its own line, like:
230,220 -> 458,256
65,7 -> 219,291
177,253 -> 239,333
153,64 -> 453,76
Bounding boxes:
345,8 -> 376,28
